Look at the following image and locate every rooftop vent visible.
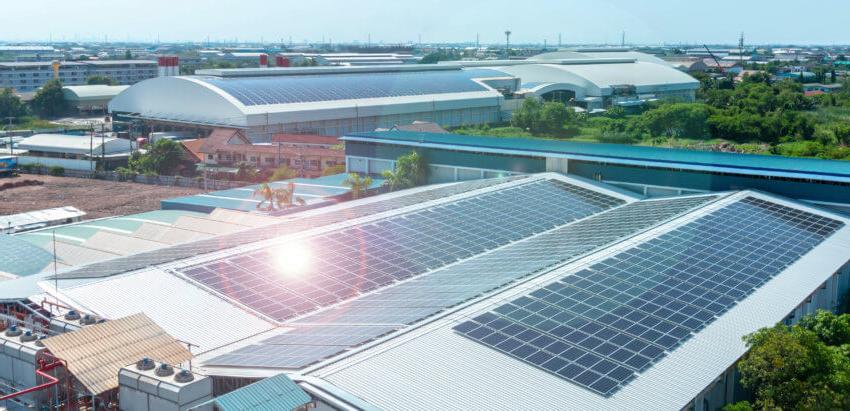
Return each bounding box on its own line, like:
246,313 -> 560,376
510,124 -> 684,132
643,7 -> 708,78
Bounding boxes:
136,357 -> 156,371
155,363 -> 174,377
64,310 -> 81,321
174,369 -> 194,383
5,325 -> 22,337
20,330 -> 37,343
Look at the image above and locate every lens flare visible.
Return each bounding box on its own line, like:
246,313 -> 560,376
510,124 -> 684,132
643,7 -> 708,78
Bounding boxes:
271,242 -> 312,278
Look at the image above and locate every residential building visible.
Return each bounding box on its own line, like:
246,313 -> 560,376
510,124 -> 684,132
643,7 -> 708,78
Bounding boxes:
192,128 -> 343,177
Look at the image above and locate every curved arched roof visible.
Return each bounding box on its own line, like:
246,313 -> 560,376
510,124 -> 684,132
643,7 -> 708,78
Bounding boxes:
531,50 -> 670,66
501,62 -> 699,96
109,68 -> 509,126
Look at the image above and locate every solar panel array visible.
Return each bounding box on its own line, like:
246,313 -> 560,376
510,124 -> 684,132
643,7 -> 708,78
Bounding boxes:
182,180 -> 624,322
197,69 -> 506,106
455,197 -> 844,396
56,176 -> 525,280
206,195 -> 718,369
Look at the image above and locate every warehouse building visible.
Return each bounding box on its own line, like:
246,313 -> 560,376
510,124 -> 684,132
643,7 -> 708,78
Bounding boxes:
62,84 -> 130,113
1,173 -> 848,410
108,50 -> 697,139
341,130 -> 850,213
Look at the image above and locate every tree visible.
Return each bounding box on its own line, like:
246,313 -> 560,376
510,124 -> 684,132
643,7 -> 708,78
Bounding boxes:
269,165 -> 297,181
128,138 -> 184,175
634,103 -> 712,139
235,161 -> 258,181
382,151 -> 428,191
737,324 -> 850,410
30,79 -> 67,117
321,164 -> 346,176
721,401 -> 753,411
86,75 -> 116,86
538,101 -> 572,135
124,50 -> 133,60
0,88 -> 27,120
798,310 -> 850,347
511,98 -> 542,132
342,173 -> 373,200
271,182 -> 304,209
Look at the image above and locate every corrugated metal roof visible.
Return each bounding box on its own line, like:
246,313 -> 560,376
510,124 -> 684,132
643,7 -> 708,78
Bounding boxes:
41,313 -> 192,395
316,192 -> 850,410
344,131 -> 850,183
0,234 -> 54,277
61,269 -> 275,353
207,374 -> 310,411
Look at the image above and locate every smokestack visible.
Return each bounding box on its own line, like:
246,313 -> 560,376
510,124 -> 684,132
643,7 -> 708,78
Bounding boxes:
275,56 -> 290,67
157,57 -> 167,77
259,53 -> 269,68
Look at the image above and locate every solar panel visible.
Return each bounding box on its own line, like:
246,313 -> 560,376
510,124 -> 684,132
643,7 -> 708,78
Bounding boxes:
455,197 -> 844,396
198,69 -> 507,106
206,195 -> 718,369
183,180 -> 625,322
57,176 -> 525,280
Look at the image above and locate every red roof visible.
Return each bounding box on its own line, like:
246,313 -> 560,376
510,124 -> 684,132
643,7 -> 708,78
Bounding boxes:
180,139 -> 204,162
272,133 -> 340,146
805,90 -> 826,97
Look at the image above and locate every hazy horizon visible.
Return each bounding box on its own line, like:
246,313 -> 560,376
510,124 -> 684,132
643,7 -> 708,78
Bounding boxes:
1,0 -> 849,45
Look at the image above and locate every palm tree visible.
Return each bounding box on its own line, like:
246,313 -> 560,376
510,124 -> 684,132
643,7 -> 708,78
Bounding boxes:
253,183 -> 274,211
272,182 -> 304,209
342,173 -> 373,200
380,168 -> 408,192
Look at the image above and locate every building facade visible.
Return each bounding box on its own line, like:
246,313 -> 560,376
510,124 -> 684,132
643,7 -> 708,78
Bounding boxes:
0,60 -> 157,92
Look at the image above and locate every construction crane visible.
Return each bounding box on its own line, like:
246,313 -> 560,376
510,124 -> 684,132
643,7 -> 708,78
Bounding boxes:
703,44 -> 724,74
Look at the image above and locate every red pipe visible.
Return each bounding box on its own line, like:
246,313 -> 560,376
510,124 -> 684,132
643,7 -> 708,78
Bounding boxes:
0,357 -> 65,402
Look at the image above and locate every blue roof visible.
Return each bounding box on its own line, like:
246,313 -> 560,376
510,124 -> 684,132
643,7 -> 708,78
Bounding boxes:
344,131 -> 850,182
208,374 -> 310,411
196,68 -> 505,106
0,234 -> 54,277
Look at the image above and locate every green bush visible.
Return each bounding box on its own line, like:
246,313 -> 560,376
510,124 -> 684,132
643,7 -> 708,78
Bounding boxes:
48,166 -> 64,176
598,131 -> 638,144
19,163 -> 33,173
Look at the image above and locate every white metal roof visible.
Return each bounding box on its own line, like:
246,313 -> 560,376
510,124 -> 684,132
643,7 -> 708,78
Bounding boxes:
308,191 -> 850,411
17,134 -> 132,155
62,85 -> 130,101
0,206 -> 85,232
56,268 -> 276,353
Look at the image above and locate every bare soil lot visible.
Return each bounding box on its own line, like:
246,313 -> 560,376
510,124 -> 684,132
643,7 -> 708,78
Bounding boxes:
0,175 -> 205,220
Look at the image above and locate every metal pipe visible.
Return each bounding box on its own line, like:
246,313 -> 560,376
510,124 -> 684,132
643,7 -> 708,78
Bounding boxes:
0,357 -> 65,401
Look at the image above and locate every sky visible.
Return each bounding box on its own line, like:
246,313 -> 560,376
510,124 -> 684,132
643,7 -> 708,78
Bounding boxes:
1,0 -> 849,45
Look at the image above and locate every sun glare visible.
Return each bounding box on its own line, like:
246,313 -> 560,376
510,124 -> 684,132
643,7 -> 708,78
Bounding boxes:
271,243 -> 313,278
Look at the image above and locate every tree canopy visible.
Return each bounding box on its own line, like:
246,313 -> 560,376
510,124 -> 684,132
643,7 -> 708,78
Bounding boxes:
382,150 -> 428,191
0,88 -> 27,121
30,79 -> 67,117
86,75 -> 117,85
734,311 -> 850,410
511,99 -> 575,136
127,138 -> 185,175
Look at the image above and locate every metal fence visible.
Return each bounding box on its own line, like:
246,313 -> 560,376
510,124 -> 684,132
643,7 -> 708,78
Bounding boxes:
19,166 -> 253,190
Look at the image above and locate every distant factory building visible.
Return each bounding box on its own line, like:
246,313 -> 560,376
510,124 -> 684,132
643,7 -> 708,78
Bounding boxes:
62,85 -> 130,113
108,50 -> 698,139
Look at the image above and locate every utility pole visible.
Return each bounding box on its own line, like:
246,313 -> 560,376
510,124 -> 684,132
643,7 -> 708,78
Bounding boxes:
621,31 -> 626,47
504,30 -> 511,59
476,33 -> 480,49
739,32 -> 745,69
558,33 -> 562,48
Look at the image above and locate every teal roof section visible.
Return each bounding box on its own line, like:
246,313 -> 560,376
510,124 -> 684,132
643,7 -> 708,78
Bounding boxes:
206,374 -> 310,411
162,174 -> 385,214
344,131 -> 850,182
0,234 -> 54,277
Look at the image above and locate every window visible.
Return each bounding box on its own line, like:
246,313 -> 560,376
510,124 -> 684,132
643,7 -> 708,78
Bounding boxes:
207,154 -> 213,160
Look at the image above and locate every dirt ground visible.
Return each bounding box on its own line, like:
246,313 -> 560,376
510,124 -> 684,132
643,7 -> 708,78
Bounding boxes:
0,175 -> 205,220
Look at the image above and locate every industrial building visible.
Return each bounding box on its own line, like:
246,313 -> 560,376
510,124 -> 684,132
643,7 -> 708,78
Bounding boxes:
341,130 -> 850,213
62,84 -> 130,113
0,172 -> 848,410
108,50 -> 698,139
0,60 -> 157,92
15,133 -> 134,171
